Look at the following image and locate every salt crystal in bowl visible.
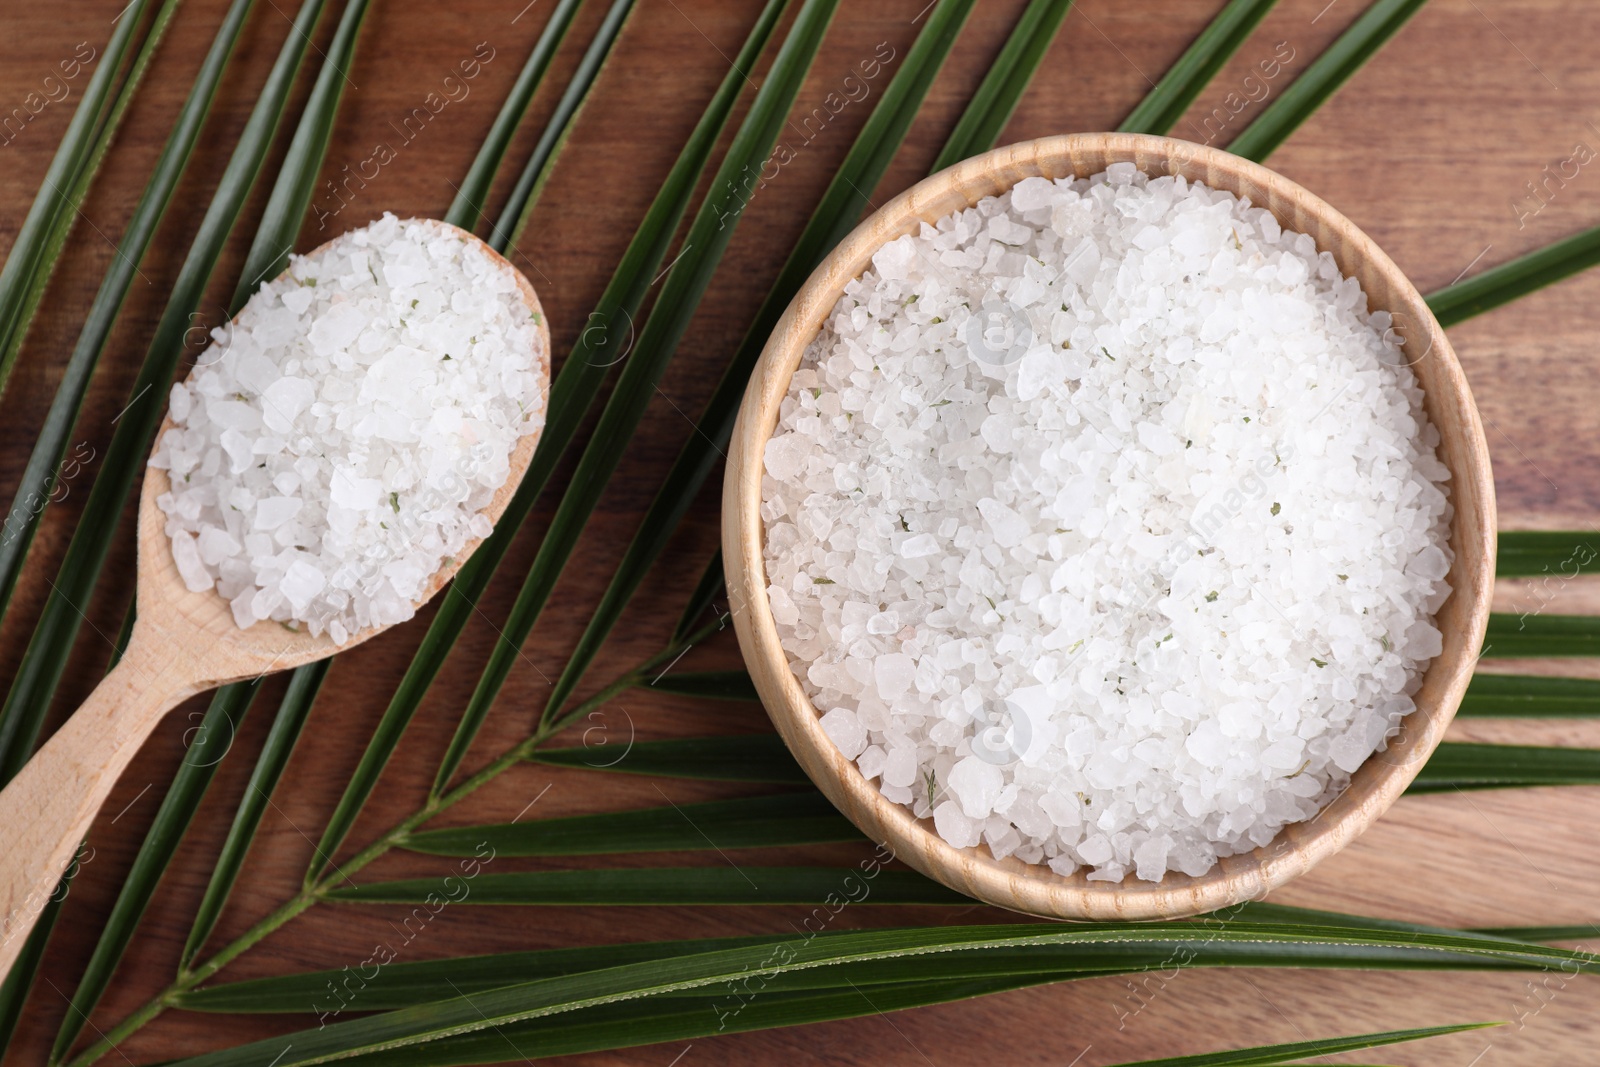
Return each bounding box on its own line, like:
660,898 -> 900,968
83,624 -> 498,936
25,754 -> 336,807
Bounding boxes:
721,133 -> 1495,920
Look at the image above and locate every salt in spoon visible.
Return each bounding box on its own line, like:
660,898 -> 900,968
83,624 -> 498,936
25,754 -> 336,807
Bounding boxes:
0,218 -> 548,976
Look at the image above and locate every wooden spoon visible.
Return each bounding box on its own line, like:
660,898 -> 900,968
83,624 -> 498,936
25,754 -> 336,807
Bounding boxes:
0,219 -> 549,977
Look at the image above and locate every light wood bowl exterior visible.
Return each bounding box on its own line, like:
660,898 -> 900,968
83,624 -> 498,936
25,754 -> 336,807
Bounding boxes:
722,133 -> 1496,921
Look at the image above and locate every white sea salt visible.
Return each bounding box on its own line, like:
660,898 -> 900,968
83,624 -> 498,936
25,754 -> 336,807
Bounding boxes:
151,214 -> 546,638
761,166 -> 1453,882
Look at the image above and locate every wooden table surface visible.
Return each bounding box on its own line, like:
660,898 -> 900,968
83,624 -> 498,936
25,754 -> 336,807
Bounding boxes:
3,1 -> 1600,1064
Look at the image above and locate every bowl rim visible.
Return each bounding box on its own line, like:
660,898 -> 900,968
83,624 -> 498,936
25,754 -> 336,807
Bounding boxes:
721,132 -> 1496,921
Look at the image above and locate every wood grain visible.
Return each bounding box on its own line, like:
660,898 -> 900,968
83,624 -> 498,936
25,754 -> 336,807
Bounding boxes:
1,0 -> 1599,1064
724,132 -> 1496,921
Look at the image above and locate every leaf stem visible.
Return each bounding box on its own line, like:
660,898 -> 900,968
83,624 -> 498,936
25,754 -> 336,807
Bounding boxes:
63,620 -> 720,1067
544,613 -> 730,738
62,891 -> 317,1067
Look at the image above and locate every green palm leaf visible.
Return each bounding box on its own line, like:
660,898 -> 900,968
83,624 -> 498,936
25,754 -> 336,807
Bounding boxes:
163,922 -> 1576,1066
51,681 -> 260,1061
171,922 -> 1552,1014
0,0 -> 155,397
174,933 -> 797,1012
1460,673 -> 1600,717
1495,530 -> 1600,578
176,949 -> 1095,1019
1117,0 -> 1280,136
230,0 -> 370,309
537,0 -> 1073,734
490,0 -> 639,253
443,0 -> 587,235
206,977 -> 1081,1066
178,0 -> 370,967
643,669 -> 760,700
674,547 -> 728,639
0,0 -> 209,623
262,977 -> 1082,1066
194,990 -> 1487,1067
1482,613 -> 1600,657
327,867 -> 963,906
401,792 -> 859,856
0,0 -> 308,784
1229,898 -> 1494,937
1408,741 -> 1600,792
1473,923 -> 1600,942
538,0 -> 978,726
17,7 -> 176,357
1227,0 -> 1428,162
184,661 -> 328,967
929,0 -> 1074,172
312,0 -> 794,875
1113,1024 -> 1492,1067
1429,225 -> 1600,327
530,733 -> 807,782
433,0 -> 840,797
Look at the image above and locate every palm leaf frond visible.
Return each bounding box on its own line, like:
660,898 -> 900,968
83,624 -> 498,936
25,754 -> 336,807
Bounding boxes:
163,923 -> 1571,1066
0,0 -> 158,396
1429,225 -> 1600,327
492,0 -> 640,252
539,0 -> 979,725
184,661 -> 328,966
1112,1024 -> 1492,1067
643,669 -> 760,701
1482,613 -> 1600,658
1408,741 -> 1600,792
930,0 -> 1073,171
230,0 -> 371,310
191,992 -> 1488,1067
1118,0 -> 1280,136
313,0 -> 795,872
530,734 -> 807,782
1460,673 -> 1600,718
194,978 -> 1072,1066
1472,923 -> 1600,942
171,919 -> 1557,1014
431,0 -> 840,800
1496,530 -> 1600,578
444,0 -> 587,235
328,867 -> 963,906
0,0 -> 212,623
0,0 -> 315,784
1227,0 -> 1428,162
401,792 -> 859,856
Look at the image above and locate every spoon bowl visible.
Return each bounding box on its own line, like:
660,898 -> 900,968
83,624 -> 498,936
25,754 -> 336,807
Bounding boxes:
0,219 -> 548,972
722,133 -> 1496,921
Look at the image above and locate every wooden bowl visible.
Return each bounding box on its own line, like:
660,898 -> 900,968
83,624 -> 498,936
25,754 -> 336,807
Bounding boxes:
721,133 -> 1496,921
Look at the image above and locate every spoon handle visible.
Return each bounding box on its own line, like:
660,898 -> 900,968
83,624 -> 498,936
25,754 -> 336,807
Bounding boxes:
0,638 -> 195,979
